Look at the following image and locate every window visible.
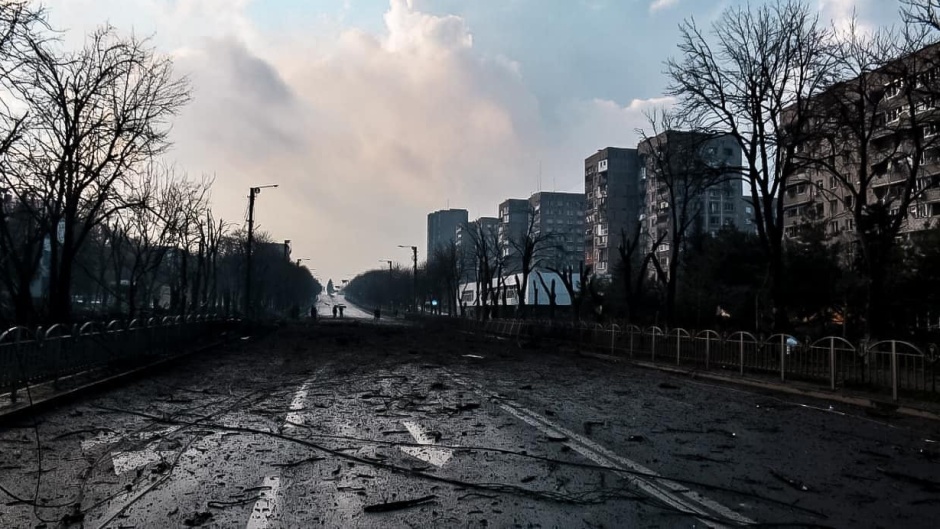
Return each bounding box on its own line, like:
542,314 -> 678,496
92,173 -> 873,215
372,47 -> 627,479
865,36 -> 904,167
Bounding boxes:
829,176 -> 837,189
889,207 -> 900,217
745,205 -> 754,215
829,200 -> 838,215
723,202 -> 735,212
815,179 -> 823,189
844,195 -> 854,208
925,123 -> 940,139
830,220 -> 840,233
886,107 -> 903,122
710,216 -> 720,225
709,202 -> 720,213
919,67 -> 940,88
916,96 -> 938,113
846,219 -> 855,231
921,149 -> 938,165
885,81 -> 902,99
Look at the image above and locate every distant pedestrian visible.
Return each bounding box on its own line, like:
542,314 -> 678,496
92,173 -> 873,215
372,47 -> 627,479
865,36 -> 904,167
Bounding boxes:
332,305 -> 338,318
310,306 -> 318,320
374,307 -> 381,321
338,305 -> 345,318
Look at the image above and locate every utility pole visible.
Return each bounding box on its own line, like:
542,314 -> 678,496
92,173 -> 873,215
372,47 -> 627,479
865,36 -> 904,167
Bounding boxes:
380,259 -> 393,311
245,184 -> 278,318
399,245 -> 417,313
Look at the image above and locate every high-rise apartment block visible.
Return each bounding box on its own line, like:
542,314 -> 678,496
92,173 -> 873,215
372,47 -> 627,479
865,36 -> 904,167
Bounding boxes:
584,147 -> 643,276
638,131 -> 753,271
456,216 -> 498,281
426,208 -> 468,259
528,191 -> 585,270
782,43 -> 940,242
498,199 -> 530,260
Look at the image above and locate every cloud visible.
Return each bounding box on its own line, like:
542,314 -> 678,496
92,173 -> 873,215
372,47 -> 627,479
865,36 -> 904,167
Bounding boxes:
37,0 -> 687,281
650,0 -> 682,13
163,0 -> 546,279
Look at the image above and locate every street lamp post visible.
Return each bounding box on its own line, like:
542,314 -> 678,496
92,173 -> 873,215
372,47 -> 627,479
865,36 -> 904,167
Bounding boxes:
398,245 -> 417,313
380,259 -> 393,311
245,184 -> 278,318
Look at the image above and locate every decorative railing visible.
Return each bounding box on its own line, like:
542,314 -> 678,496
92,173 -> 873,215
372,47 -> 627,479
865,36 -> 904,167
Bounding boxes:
1,315 -> 239,403
461,319 -> 940,401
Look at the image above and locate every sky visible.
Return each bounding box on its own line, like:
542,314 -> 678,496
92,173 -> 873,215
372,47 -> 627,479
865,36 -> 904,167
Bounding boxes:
41,0 -> 900,283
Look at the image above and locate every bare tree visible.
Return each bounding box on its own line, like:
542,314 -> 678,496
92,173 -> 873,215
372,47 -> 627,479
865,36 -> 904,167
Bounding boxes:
802,18 -> 940,334
666,0 -> 835,330
616,221 -> 663,324
429,240 -> 461,317
507,208 -> 555,318
6,26 -> 190,321
903,0 -> 940,30
465,220 -> 501,320
0,2 -> 47,322
638,109 -> 735,325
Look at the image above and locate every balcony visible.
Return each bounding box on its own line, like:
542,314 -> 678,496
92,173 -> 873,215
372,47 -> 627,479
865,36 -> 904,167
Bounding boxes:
784,192 -> 814,206
923,187 -> 940,203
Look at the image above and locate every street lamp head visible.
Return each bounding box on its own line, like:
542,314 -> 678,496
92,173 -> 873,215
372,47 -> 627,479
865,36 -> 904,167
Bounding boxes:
250,184 -> 279,195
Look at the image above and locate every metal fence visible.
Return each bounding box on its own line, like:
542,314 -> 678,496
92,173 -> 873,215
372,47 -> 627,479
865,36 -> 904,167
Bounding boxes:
460,318 -> 940,401
1,315 -> 238,404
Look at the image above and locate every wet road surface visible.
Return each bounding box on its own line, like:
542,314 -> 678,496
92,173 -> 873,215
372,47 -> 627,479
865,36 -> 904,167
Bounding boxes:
2,322 -> 939,528
317,293 -> 372,320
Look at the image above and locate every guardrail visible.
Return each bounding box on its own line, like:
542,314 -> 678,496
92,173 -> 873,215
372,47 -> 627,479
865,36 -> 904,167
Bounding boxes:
1,314 -> 240,404
460,319 -> 940,401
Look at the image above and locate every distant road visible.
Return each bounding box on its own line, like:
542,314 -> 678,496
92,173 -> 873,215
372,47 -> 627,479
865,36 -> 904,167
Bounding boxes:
316,292 -> 372,319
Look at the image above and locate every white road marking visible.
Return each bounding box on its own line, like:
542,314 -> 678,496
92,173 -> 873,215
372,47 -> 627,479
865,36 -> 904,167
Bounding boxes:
81,432 -> 122,452
245,476 -> 281,529
449,373 -> 754,528
245,379 -> 316,528
110,442 -> 176,475
400,420 -> 453,467
285,383 -> 310,426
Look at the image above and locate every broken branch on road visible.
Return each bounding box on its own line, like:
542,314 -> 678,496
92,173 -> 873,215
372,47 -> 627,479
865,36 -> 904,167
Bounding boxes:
363,494 -> 437,513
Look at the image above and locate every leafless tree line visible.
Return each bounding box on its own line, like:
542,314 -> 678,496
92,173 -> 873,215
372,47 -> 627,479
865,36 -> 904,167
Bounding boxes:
0,2 -> 318,324
653,0 -> 940,335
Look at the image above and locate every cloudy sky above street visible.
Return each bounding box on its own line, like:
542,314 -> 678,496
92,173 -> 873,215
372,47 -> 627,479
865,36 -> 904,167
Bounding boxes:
44,0 -> 897,282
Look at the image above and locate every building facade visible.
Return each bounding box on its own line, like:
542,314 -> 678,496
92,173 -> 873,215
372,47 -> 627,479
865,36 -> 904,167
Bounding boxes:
497,199 -> 530,261
584,147 -> 643,277
781,43 -> 940,243
455,216 -> 498,282
426,208 -> 468,259
638,131 -> 752,271
528,191 -> 585,271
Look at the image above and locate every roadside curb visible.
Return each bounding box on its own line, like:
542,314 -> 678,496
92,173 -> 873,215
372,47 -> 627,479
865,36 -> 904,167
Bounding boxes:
0,338 -> 230,426
579,350 -> 940,422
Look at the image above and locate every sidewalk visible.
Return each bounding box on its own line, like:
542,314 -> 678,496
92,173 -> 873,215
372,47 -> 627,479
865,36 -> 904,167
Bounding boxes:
580,350 -> 940,422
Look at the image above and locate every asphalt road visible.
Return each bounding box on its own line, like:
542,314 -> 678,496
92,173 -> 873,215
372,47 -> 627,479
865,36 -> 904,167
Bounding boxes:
317,292 -> 373,320
1,321 -> 939,528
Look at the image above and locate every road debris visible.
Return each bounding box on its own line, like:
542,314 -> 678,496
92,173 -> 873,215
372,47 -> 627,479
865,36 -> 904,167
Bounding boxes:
363,494 -> 437,513
769,469 -> 814,492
